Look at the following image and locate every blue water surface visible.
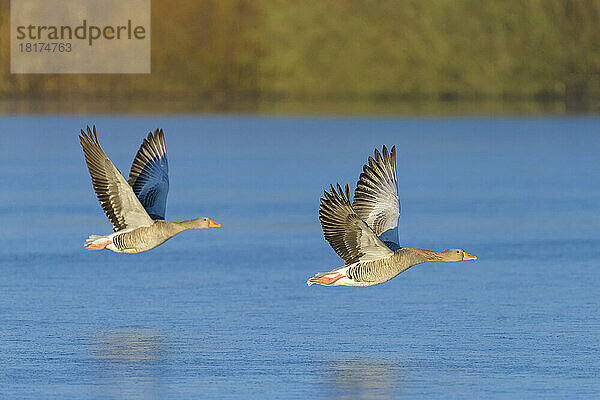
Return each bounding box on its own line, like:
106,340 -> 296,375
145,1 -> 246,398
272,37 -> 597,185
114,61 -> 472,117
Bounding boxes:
0,116 -> 599,399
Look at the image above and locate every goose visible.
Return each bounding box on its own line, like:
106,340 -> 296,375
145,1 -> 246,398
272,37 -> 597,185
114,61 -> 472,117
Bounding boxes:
307,145 -> 476,287
79,126 -> 220,253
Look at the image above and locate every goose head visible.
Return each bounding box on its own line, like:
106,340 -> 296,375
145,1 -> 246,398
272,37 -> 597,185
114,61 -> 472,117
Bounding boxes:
441,249 -> 477,262
189,217 -> 221,229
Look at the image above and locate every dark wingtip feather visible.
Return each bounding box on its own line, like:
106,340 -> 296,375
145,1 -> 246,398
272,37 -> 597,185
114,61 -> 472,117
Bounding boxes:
367,155 -> 375,169
81,125 -> 98,143
374,148 -> 383,164
79,126 -> 100,147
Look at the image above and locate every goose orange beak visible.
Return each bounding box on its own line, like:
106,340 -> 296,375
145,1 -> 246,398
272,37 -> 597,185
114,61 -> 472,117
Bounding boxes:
209,219 -> 221,228
462,252 -> 477,261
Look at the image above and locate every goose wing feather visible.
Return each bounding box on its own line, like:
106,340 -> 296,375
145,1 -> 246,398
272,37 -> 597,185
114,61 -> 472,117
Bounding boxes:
79,126 -> 154,232
127,128 -> 169,220
352,145 -> 400,246
319,183 -> 394,265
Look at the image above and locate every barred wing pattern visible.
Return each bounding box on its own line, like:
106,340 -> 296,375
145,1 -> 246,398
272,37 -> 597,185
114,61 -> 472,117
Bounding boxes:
319,183 -> 394,265
128,129 -> 169,220
79,126 -> 154,232
352,145 -> 400,248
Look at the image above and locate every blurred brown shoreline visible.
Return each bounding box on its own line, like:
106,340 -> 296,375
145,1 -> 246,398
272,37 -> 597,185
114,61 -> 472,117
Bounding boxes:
0,94 -> 593,116
2,0 -> 599,115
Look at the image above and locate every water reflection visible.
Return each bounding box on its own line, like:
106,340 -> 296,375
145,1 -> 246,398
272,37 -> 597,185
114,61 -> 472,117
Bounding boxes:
91,328 -> 166,399
323,358 -> 402,399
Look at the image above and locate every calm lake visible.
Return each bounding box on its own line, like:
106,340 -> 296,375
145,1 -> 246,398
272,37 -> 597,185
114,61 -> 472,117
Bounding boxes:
1,116 -> 599,399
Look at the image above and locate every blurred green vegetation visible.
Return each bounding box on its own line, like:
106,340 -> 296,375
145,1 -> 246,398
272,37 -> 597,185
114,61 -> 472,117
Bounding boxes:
1,0 -> 599,114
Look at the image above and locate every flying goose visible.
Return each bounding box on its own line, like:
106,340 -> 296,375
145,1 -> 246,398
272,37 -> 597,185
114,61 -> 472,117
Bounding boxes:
79,126 -> 220,253
308,145 -> 476,287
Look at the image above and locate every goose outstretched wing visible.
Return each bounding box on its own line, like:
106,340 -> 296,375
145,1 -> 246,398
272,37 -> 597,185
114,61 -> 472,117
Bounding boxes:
352,145 -> 400,248
127,128 -> 169,220
319,183 -> 394,265
79,126 -> 153,232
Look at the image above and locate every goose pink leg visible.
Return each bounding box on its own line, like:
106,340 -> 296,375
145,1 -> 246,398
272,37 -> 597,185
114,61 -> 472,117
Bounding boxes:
308,274 -> 344,285
86,240 -> 111,250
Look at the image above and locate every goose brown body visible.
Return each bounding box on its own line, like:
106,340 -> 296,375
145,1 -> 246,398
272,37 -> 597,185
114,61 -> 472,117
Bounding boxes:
106,219 -> 214,253
310,248 -> 475,287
